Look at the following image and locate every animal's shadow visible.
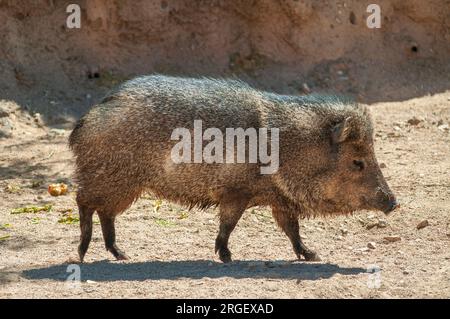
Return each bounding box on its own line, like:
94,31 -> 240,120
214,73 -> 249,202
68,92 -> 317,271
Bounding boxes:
21,260 -> 366,282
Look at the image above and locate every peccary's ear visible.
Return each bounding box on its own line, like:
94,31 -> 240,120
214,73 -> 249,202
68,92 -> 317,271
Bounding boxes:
331,117 -> 353,144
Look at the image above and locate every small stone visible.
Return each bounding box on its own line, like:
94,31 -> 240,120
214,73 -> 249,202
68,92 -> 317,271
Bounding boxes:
48,128 -> 66,136
33,113 -> 44,127
377,220 -> 388,228
0,117 -> 14,138
403,270 -> 409,275
367,242 -> 376,249
0,106 -> 10,118
301,83 -> 311,94
379,163 -> 387,168
354,247 -> 369,253
438,124 -> 449,131
407,117 -> 422,126
384,236 -> 401,243
340,228 -> 348,235
366,219 -> 387,229
86,280 -> 97,284
416,220 -> 429,230
366,221 -> 378,230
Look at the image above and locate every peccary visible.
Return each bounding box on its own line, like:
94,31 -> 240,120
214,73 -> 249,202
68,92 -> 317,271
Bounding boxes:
69,75 -> 398,263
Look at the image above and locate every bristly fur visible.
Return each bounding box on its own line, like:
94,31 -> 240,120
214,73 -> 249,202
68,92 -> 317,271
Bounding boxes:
70,76 -> 370,214
70,74 -> 394,263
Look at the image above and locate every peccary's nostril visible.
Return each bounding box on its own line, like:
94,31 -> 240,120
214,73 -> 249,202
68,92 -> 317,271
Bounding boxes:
385,199 -> 399,214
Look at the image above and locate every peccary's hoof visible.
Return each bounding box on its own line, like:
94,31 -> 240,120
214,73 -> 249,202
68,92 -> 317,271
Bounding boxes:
218,249 -> 232,263
110,248 -> 129,261
116,254 -> 129,261
77,248 -> 86,264
67,256 -> 82,264
303,251 -> 321,262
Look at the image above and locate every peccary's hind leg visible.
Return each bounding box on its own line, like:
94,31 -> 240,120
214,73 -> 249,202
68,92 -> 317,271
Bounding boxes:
98,212 -> 129,260
272,206 -> 321,262
78,205 -> 95,263
215,190 -> 250,263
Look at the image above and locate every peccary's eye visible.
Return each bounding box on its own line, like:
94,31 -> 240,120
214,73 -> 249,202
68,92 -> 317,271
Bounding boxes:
353,160 -> 365,171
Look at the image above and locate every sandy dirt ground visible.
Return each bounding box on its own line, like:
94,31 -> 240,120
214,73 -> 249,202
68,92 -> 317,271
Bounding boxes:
0,93 -> 449,298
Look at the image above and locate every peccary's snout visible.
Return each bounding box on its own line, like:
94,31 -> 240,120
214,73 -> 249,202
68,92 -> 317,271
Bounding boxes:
372,170 -> 399,215
383,196 -> 399,214
376,183 -> 399,215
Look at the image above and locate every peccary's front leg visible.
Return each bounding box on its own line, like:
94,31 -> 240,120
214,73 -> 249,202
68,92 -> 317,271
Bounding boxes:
272,206 -> 321,262
215,190 -> 250,263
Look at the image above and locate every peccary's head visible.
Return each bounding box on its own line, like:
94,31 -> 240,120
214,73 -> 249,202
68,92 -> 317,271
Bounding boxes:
274,99 -> 398,216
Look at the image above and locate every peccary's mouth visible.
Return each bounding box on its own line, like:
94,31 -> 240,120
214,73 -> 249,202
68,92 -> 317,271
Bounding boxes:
383,199 -> 400,215
361,195 -> 399,215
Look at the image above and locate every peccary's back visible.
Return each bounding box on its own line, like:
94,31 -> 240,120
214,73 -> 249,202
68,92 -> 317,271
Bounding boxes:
72,75 -> 263,138
70,75 -> 271,209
